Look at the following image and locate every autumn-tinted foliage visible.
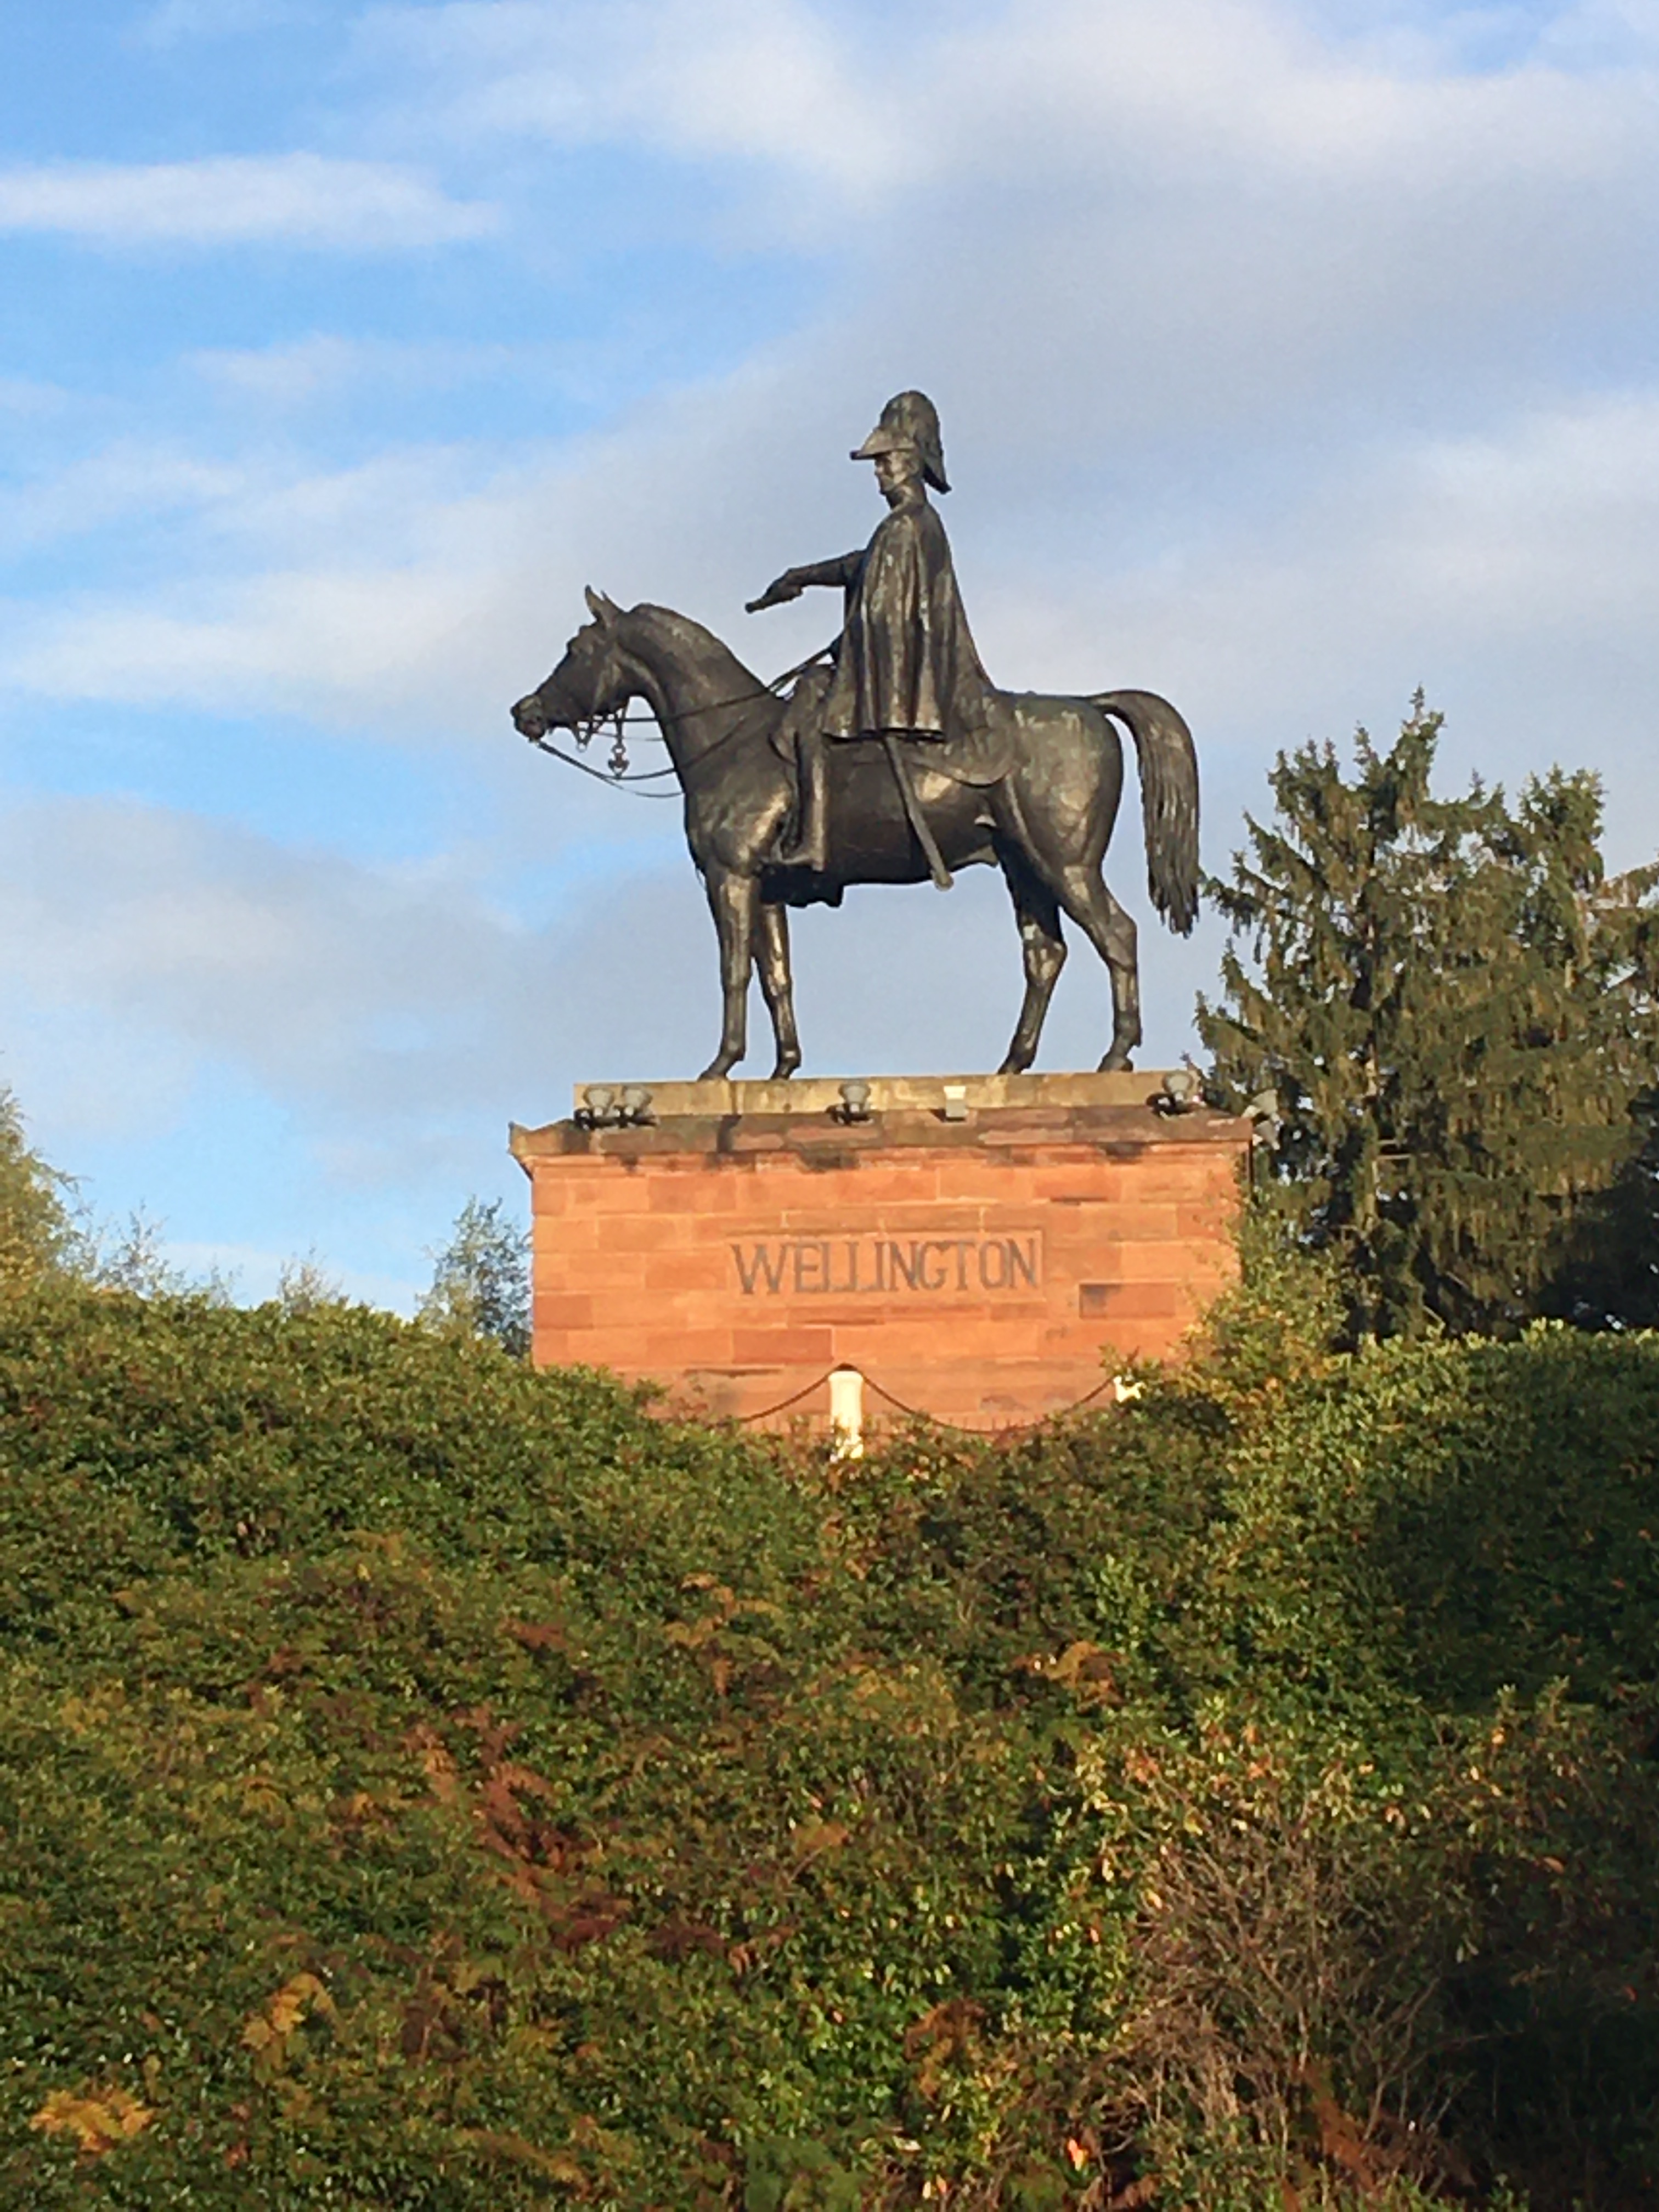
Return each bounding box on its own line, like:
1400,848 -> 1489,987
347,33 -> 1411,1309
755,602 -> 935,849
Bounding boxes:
2,1277 -> 1659,2207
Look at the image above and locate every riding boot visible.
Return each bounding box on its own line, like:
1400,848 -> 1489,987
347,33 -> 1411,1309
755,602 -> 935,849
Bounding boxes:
778,727 -> 830,871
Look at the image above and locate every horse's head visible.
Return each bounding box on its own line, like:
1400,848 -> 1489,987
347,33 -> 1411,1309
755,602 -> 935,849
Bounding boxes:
511,586 -> 633,740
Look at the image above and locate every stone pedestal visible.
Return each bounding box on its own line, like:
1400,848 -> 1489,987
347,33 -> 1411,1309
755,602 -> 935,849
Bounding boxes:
510,1074 -> 1251,1432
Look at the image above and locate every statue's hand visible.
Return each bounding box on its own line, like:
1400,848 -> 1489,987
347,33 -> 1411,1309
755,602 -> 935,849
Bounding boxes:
745,569 -> 803,613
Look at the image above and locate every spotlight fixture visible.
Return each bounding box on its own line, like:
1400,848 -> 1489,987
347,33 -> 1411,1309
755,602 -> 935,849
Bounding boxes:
1160,1066 -> 1200,1113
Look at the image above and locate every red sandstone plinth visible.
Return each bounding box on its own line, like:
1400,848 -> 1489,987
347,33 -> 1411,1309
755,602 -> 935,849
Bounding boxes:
511,1073 -> 1250,1432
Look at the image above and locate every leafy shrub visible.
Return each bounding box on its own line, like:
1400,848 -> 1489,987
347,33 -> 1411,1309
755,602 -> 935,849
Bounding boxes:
0,1086 -> 78,1292
0,1278 -> 1657,2204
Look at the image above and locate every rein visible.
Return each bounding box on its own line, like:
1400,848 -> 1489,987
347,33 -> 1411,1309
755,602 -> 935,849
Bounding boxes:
525,644 -> 833,798
523,734 -> 684,795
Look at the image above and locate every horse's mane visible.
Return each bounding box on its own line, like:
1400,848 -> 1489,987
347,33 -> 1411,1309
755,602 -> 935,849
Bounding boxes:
627,601 -> 766,693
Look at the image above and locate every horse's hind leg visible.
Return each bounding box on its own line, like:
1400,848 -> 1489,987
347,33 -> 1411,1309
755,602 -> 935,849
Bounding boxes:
996,702 -> 1139,1071
997,857 -> 1066,1075
1050,864 -> 1143,1071
753,899 -> 802,1079
698,867 -> 758,1080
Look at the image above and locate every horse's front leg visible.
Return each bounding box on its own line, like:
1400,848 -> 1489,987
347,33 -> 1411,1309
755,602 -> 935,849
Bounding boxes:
753,900 -> 801,1079
698,868 -> 759,1080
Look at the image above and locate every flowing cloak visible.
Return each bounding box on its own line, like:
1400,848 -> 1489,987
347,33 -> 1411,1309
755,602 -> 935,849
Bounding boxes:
819,497 -> 995,741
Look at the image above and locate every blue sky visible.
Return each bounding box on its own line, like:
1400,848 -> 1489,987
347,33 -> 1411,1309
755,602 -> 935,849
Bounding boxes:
3,0 -> 1659,1306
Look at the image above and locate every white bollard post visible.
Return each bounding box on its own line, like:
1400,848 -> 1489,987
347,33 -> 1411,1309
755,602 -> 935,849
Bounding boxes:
828,1365 -> 865,1459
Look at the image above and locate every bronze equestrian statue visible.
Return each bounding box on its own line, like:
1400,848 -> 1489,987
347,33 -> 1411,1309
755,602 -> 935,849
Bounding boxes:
511,392 -> 1199,1081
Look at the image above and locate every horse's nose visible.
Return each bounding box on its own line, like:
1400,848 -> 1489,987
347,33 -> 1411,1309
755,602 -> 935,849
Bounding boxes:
512,695 -> 547,737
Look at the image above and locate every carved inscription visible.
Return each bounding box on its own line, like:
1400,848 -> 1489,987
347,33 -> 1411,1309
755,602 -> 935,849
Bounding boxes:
732,1235 -> 1041,1296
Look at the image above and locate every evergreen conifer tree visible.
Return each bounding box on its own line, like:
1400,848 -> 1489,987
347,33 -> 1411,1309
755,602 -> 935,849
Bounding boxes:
1199,700 -> 1659,1338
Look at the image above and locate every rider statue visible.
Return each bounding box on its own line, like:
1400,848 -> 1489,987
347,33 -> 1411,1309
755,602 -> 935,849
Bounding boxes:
746,390 -> 996,885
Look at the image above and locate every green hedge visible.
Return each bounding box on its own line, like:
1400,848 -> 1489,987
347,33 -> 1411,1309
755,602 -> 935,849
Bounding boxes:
2,1283 -> 1657,2207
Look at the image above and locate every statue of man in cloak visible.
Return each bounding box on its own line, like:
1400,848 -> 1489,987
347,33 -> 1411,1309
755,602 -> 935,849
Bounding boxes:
747,390 -> 995,883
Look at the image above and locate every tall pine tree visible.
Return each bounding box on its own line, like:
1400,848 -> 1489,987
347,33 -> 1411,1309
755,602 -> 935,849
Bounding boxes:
1199,701 -> 1659,1338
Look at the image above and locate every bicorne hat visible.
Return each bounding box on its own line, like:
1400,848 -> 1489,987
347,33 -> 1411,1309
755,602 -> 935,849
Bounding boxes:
851,390 -> 950,494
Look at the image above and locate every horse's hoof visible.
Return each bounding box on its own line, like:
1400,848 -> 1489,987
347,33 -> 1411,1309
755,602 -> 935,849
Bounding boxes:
770,1060 -> 800,1081
997,1056 -> 1031,1076
698,1060 -> 736,1081
1098,1050 -> 1135,1073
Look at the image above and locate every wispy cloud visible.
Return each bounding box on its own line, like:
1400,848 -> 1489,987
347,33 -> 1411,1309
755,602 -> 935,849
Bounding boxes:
359,0 -> 1659,224
4,565 -> 499,723
351,0 -> 1659,460
0,439 -> 548,728
0,793 -> 723,1176
0,376 -> 66,417
0,155 -> 498,250
187,332 -> 528,409
357,0 -> 916,204
137,0 -> 321,43
0,795 -> 535,1130
0,442 -> 252,560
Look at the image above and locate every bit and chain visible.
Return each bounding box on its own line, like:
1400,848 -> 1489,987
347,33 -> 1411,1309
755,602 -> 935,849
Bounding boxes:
569,709 -> 631,777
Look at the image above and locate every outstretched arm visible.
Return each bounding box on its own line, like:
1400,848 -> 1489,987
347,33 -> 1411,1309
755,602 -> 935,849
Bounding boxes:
746,552 -> 861,612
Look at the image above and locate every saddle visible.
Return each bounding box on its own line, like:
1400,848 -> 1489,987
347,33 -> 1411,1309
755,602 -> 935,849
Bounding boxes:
919,705 -> 1017,788
766,681 -> 1016,789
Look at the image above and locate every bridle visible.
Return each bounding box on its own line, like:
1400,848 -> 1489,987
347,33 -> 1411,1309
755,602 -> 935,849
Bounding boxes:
523,641 -> 834,797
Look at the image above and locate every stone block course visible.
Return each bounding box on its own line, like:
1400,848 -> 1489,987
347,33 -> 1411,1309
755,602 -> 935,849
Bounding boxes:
512,1075 -> 1251,1432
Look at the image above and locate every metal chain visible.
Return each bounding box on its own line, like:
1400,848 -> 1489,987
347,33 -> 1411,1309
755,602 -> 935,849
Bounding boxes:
735,1366 -> 1120,1435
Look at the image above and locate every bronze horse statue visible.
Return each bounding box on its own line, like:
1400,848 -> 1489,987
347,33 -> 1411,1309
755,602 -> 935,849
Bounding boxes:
512,588 -> 1199,1081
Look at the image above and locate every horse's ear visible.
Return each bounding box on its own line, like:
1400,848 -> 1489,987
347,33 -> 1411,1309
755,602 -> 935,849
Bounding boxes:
584,585 -> 620,627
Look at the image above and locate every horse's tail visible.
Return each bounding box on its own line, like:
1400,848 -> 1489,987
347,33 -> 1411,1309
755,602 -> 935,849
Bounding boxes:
1089,689 -> 1200,935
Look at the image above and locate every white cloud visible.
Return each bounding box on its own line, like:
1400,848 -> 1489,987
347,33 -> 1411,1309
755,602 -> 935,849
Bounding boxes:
0,155 -> 498,250
1325,0 -> 1659,74
0,796 -> 537,1133
190,335 -> 366,407
5,566 -> 494,719
0,376 -> 67,417
137,0 -> 320,41
349,0 -> 1659,467
362,0 -> 1659,214
1379,393 -> 1659,636
358,0 -> 915,202
0,443 -> 252,560
0,444 -> 538,726
187,333 -> 524,408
